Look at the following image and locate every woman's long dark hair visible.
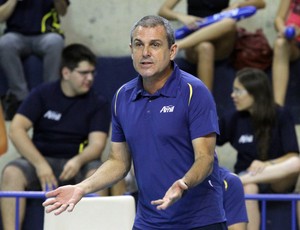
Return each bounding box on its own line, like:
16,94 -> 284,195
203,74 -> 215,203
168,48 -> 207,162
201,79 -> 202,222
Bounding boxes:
236,68 -> 277,160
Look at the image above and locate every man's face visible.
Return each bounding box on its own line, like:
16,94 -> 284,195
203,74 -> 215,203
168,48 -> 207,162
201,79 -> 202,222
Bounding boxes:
62,61 -> 96,96
130,25 -> 177,80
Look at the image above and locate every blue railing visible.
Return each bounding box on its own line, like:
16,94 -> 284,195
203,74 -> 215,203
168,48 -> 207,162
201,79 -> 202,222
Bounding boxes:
245,194 -> 300,230
0,191 -> 46,230
0,191 -> 99,230
0,192 -> 299,230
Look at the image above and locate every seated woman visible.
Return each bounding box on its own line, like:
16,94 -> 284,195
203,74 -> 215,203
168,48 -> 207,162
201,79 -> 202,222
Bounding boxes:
217,68 -> 300,230
0,103 -> 7,155
272,0 -> 300,106
158,0 -> 266,91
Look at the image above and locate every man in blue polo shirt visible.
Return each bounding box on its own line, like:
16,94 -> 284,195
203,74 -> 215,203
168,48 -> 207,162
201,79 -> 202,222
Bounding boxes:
0,0 -> 69,120
43,15 -> 226,229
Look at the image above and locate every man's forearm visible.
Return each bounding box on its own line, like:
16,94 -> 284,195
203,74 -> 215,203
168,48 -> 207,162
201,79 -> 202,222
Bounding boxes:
183,155 -> 214,188
10,130 -> 47,167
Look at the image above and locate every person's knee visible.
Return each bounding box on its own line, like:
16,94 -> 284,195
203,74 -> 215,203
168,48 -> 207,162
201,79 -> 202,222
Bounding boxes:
195,42 -> 214,57
0,33 -> 21,52
221,18 -> 236,32
273,37 -> 289,52
1,165 -> 26,188
41,33 -> 64,50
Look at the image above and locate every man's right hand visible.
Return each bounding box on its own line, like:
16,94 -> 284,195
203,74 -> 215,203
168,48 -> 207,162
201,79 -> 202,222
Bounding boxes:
36,162 -> 58,191
43,185 -> 84,215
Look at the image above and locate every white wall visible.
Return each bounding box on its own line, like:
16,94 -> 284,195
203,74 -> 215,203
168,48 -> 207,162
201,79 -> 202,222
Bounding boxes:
0,0 -> 279,56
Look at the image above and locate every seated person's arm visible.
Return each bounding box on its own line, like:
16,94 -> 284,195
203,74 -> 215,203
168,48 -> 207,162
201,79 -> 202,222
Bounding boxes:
158,0 -> 201,27
54,0 -> 69,16
274,0 -> 290,35
59,131 -> 108,181
10,114 -> 46,165
265,152 -> 299,165
0,0 -> 18,22
9,114 -> 57,190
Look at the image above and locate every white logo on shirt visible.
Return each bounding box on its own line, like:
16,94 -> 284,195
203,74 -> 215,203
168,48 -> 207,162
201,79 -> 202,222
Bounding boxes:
238,134 -> 254,144
44,110 -> 62,121
160,105 -> 175,113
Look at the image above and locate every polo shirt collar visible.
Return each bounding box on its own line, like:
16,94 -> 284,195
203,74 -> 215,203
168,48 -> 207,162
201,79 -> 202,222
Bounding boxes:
131,61 -> 180,101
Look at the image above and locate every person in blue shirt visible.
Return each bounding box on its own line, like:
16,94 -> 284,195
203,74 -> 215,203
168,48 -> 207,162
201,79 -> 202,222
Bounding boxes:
43,15 -> 227,229
0,43 -> 111,230
220,167 -> 248,230
217,67 -> 300,230
0,0 -> 69,120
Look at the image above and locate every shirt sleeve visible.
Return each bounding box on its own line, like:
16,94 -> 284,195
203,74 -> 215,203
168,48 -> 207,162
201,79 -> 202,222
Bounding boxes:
111,87 -> 126,142
188,82 -> 220,139
17,87 -> 44,123
277,107 -> 300,154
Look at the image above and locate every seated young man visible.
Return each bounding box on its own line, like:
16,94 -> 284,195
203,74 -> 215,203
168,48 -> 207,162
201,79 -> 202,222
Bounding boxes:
0,44 -> 111,230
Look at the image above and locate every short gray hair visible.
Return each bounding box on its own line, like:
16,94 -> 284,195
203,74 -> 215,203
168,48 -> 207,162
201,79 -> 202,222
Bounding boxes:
130,15 -> 175,48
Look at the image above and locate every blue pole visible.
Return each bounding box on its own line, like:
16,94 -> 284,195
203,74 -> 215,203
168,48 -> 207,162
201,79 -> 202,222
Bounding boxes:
15,197 -> 19,230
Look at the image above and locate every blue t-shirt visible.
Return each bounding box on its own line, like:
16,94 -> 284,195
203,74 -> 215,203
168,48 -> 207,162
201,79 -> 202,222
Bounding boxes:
217,107 -> 300,174
0,0 -> 69,35
18,81 -> 111,158
188,0 -> 229,17
220,167 -> 248,227
112,62 -> 225,229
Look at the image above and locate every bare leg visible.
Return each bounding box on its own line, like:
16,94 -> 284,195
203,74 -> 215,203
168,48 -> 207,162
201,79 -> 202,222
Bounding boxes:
244,183 -> 260,230
196,42 -> 215,90
1,166 -> 27,230
272,38 -> 290,106
110,179 -> 126,196
177,18 -> 236,91
176,18 -> 236,49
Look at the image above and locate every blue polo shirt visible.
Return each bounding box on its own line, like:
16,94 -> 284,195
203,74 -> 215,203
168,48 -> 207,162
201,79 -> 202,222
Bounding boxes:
220,167 -> 248,227
112,62 -> 225,229
217,107 -> 299,174
18,81 -> 111,159
0,0 -> 69,35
